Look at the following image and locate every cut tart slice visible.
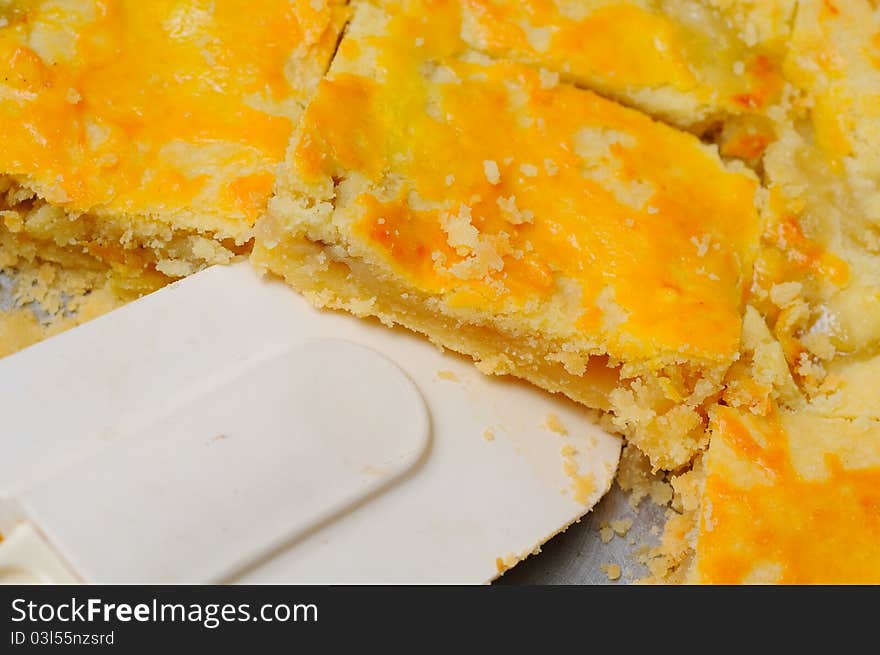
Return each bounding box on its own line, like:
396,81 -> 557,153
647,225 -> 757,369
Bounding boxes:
0,0 -> 348,299
457,0 -> 793,135
750,0 -> 880,407
695,404 -> 880,584
253,0 -> 764,471
669,0 -> 880,584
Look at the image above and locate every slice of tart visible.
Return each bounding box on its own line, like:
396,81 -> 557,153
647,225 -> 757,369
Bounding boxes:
0,0 -> 348,299
687,0 -> 880,583
253,0 -> 763,471
457,0 -> 792,134
695,404 -> 880,584
750,0 -> 880,407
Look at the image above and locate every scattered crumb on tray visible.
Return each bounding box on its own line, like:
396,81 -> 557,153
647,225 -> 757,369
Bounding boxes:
598,523 -> 615,544
610,518 -> 633,537
601,563 -> 622,581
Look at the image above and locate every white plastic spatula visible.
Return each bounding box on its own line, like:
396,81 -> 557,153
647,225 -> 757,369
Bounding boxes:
0,262 -> 620,584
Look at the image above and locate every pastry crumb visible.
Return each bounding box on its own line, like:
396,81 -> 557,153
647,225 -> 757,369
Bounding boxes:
560,444 -> 595,504
543,412 -> 568,435
617,444 -> 674,509
610,518 -> 633,537
601,563 -> 622,581
495,553 -> 519,574
598,523 -> 615,544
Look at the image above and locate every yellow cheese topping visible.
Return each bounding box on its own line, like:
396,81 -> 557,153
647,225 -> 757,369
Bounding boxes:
465,1 -> 697,91
460,0 -> 785,123
0,0 -> 344,230
697,405 -> 880,584
749,192 -> 852,365
293,1 -> 761,364
783,0 -> 857,170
